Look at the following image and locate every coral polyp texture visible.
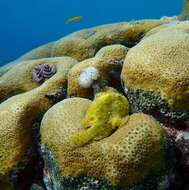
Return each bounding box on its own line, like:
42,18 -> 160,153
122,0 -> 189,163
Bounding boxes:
95,44 -> 129,62
1,3 -> 189,189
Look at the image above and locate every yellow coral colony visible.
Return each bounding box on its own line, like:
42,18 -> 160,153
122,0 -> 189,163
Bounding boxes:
70,88 -> 129,146
121,28 -> 189,111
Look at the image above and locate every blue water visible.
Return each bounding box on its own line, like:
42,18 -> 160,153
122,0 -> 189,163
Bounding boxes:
0,0 -> 183,65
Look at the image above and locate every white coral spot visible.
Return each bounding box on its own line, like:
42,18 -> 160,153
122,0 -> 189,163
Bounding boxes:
78,66 -> 99,88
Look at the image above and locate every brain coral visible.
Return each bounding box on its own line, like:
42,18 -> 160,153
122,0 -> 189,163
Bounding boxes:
41,94 -> 169,189
121,27 -> 189,112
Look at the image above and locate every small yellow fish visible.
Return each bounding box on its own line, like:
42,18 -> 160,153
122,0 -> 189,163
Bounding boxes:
65,16 -> 83,24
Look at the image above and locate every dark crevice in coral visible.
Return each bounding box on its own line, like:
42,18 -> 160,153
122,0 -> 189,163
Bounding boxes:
92,83 -> 104,96
165,127 -> 189,190
175,148 -> 189,190
121,32 -> 145,48
91,79 -> 108,99
108,60 -> 124,94
10,114 -> 45,190
91,60 -> 124,99
93,31 -> 145,56
40,145 -> 62,189
0,88 -> 25,104
45,86 -> 67,104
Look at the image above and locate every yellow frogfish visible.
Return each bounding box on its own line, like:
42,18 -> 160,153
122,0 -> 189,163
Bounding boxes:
70,88 -> 129,147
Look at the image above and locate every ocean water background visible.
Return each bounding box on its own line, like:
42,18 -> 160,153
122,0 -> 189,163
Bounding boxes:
0,0 -> 183,66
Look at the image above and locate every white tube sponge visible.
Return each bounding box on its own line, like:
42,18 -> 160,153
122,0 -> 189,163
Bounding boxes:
78,66 -> 99,88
